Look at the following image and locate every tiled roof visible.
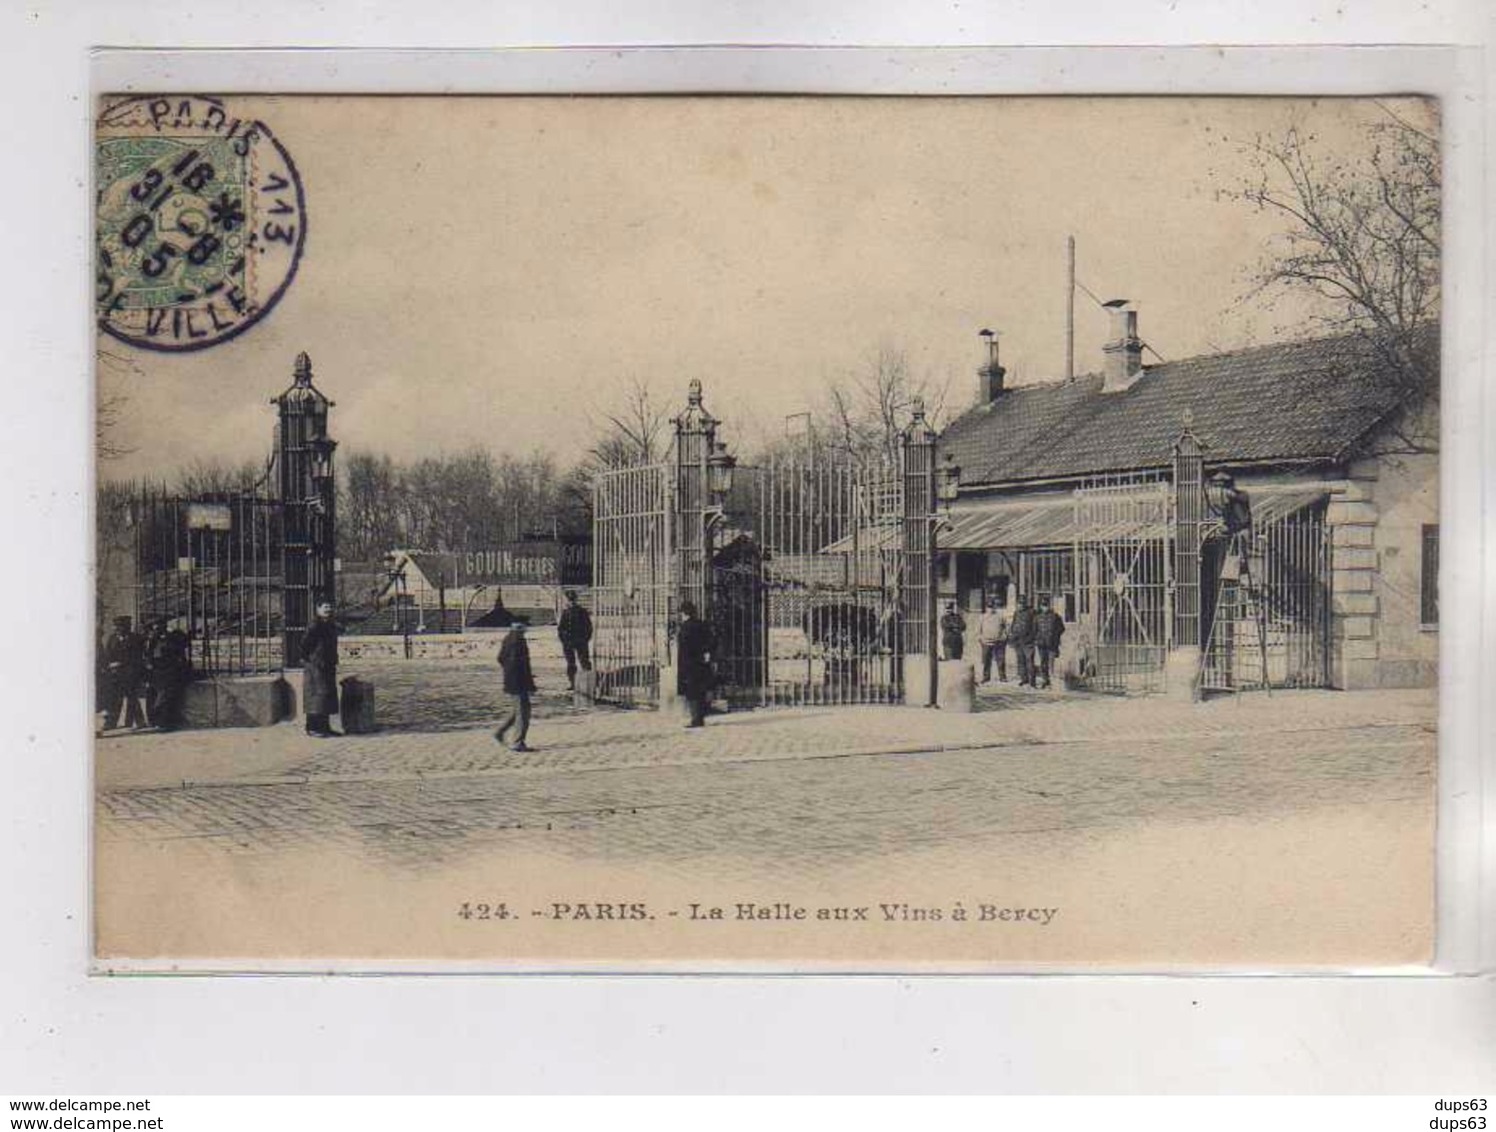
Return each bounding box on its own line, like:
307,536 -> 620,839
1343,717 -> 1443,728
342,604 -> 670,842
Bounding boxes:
939,332 -> 1418,486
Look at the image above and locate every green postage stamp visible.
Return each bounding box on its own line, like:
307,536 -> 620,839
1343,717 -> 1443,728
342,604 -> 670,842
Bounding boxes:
96,95 -> 306,352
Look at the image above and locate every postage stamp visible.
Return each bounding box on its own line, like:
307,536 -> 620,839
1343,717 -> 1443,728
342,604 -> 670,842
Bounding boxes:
95,95 -> 306,351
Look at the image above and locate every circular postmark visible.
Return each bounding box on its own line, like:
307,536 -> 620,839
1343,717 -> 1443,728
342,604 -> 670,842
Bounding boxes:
95,95 -> 307,352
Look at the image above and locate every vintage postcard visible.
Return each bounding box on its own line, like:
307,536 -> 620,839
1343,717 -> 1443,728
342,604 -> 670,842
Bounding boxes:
92,94 -> 1439,968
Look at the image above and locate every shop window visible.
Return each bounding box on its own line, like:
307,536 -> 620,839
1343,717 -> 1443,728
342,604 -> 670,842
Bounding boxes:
1420,524 -> 1439,628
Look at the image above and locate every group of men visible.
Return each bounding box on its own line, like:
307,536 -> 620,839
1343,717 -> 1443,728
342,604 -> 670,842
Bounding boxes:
941,594 -> 1067,690
97,614 -> 192,732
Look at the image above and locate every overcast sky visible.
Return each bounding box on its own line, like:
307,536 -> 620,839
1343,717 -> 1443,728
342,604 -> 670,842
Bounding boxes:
98,95 -> 1433,479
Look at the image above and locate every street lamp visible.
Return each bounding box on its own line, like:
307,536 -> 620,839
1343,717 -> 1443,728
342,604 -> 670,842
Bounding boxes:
309,432 -> 337,482
706,440 -> 737,521
707,440 -> 736,501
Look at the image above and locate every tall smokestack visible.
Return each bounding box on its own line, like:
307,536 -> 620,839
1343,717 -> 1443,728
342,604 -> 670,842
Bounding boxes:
1065,236 -> 1075,382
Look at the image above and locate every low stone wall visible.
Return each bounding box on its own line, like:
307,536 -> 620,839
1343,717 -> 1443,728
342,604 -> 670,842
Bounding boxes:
180,675 -> 292,729
339,633 -> 566,663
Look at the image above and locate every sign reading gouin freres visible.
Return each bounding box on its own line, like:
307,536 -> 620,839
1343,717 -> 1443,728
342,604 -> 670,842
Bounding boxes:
95,95 -> 307,351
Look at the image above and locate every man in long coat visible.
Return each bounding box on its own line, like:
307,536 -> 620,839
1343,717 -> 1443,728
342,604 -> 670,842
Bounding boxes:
1008,595 -> 1037,688
557,589 -> 594,690
146,619 -> 192,731
676,599 -> 715,729
101,615 -> 147,731
494,620 -> 537,752
1033,595 -> 1067,690
301,601 -> 341,737
940,601 -> 968,661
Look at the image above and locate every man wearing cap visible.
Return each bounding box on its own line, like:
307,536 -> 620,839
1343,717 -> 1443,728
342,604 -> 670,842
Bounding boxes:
101,614 -> 147,731
676,600 -> 715,729
975,597 -> 1009,683
939,600 -> 968,662
145,618 -> 192,732
1211,472 -> 1253,537
1033,595 -> 1066,690
494,620 -> 537,752
1008,595 -> 1037,688
557,589 -> 593,691
301,601 -> 341,737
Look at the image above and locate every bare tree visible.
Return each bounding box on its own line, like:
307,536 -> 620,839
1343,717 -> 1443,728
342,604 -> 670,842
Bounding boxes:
1225,105 -> 1440,452
96,349 -> 139,461
170,456 -> 266,497
818,347 -> 953,470
586,376 -> 671,469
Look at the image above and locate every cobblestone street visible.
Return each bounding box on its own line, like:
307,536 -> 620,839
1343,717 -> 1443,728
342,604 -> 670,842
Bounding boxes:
93,657 -> 1437,964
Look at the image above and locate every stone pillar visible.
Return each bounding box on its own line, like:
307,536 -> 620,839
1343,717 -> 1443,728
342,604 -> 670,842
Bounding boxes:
937,659 -> 976,712
1328,462 -> 1380,689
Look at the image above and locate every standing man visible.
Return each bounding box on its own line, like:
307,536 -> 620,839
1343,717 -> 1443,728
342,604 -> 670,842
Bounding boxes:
1008,595 -> 1037,688
939,601 -> 968,661
494,620 -> 537,752
1033,595 -> 1066,690
975,598 -> 1010,684
676,600 -> 715,729
557,589 -> 594,691
146,618 -> 192,731
101,615 -> 147,731
301,601 -> 341,738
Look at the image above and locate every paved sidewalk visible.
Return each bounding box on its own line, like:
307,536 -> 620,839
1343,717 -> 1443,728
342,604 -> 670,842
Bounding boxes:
96,674 -> 1436,791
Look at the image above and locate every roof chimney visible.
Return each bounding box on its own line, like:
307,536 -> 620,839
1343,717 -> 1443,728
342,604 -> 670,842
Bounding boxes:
1102,302 -> 1144,393
977,328 -> 1006,403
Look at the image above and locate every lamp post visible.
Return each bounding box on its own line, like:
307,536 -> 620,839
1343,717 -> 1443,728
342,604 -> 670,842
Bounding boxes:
672,379 -> 734,622
273,351 -> 336,669
899,397 -> 940,706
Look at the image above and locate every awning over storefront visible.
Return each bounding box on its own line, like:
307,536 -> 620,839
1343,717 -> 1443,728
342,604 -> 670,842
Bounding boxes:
818,486 -> 1328,554
939,486 -> 1329,551
1247,487 -> 1330,527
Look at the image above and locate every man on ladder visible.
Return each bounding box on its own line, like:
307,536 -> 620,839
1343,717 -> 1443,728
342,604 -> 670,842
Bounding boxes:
1202,472 -> 1272,694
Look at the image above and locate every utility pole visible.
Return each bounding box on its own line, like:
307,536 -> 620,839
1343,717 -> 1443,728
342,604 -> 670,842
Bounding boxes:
1065,235 -> 1076,382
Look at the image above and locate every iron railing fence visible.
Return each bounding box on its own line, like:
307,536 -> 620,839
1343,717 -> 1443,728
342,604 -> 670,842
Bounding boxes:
133,485 -> 286,677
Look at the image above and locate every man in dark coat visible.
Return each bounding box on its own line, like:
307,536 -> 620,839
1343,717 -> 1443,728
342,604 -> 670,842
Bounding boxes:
301,601 -> 341,737
145,619 -> 192,731
494,620 -> 537,752
676,599 -> 715,729
1008,595 -> 1037,688
1033,595 -> 1066,690
557,589 -> 594,690
939,601 -> 967,661
101,615 -> 147,730
1211,472 -> 1253,536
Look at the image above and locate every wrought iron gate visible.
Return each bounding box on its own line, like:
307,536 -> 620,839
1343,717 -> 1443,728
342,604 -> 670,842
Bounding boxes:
591,455 -> 907,708
1072,473 -> 1173,693
716,458 -> 904,707
590,463 -> 673,706
1198,502 -> 1330,692
133,485 -> 285,676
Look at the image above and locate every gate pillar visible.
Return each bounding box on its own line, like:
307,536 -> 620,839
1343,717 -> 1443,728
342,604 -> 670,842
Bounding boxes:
671,379 -> 718,623
274,352 -> 337,670
900,398 -> 938,707
1169,425 -> 1206,698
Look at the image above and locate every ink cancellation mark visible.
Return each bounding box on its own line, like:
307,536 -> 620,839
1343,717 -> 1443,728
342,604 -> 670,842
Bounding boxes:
95,96 -> 307,352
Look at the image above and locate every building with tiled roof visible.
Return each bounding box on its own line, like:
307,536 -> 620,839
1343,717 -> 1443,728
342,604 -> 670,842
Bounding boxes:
932,309 -> 1437,693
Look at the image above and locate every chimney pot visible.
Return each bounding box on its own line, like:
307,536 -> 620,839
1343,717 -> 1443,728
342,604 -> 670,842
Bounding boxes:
977,329 -> 1006,404
1102,306 -> 1144,392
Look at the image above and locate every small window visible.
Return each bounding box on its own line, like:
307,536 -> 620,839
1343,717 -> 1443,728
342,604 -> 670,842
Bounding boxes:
1420,524 -> 1439,627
